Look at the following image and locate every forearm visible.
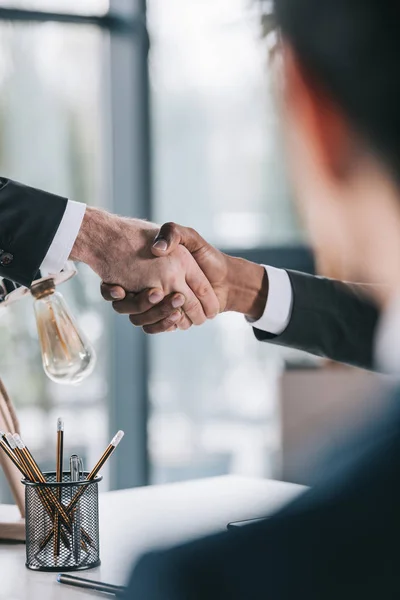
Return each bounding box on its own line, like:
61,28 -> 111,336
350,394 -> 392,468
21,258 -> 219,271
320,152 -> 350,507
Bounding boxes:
69,207 -> 112,272
70,207 -> 158,281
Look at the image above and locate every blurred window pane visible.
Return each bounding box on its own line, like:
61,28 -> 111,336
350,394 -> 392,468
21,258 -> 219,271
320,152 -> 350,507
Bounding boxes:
148,0 -> 303,249
148,0 -> 311,486
0,0 -> 109,16
0,21 -> 111,501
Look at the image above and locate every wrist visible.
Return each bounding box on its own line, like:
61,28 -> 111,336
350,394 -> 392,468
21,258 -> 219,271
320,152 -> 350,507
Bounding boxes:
70,207 -> 109,273
224,256 -> 268,319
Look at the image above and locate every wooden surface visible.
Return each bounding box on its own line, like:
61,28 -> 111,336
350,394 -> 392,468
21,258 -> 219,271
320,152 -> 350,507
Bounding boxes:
0,377 -> 25,528
0,505 -> 25,541
0,475 -> 305,600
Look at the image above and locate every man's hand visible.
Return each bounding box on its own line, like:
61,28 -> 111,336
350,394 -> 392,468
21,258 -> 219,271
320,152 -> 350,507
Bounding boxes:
70,208 -> 220,327
101,222 -> 269,334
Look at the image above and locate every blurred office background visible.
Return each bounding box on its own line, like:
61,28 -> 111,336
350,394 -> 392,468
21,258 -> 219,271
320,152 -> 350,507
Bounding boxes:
0,0 -> 320,502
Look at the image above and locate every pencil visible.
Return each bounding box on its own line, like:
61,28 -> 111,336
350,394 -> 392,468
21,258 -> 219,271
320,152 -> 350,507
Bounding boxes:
39,431 -> 124,552
54,418 -> 64,561
10,433 -> 71,551
67,431 -> 124,513
0,431 -> 27,477
13,434 -> 72,530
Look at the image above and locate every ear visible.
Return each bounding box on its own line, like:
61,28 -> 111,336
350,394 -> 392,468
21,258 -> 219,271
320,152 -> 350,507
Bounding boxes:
282,44 -> 354,181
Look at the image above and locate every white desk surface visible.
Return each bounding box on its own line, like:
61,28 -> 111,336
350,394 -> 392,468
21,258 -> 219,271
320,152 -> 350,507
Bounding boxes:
0,476 -> 305,600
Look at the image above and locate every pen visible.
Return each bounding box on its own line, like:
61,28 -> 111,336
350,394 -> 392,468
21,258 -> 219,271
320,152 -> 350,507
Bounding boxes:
54,418 -> 64,561
57,573 -> 126,597
70,454 -> 82,563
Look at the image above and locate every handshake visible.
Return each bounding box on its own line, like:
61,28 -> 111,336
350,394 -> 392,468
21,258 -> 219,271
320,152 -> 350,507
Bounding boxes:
70,207 -> 269,333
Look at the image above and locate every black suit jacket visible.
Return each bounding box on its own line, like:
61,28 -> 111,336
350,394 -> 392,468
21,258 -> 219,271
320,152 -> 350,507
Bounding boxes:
256,270 -> 379,371
0,178 -> 67,287
126,386 -> 400,600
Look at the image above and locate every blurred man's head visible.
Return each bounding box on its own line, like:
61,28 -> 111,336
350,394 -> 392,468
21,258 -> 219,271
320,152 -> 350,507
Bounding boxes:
274,0 -> 400,304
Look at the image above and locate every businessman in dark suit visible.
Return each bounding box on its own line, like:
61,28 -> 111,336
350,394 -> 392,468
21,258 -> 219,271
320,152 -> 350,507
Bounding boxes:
0,177 -> 220,325
8,171 -> 379,370
113,0 -> 400,597
106,237 -> 379,370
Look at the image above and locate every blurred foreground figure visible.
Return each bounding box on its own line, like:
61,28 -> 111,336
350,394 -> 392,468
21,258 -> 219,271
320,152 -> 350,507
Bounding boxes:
125,0 -> 400,598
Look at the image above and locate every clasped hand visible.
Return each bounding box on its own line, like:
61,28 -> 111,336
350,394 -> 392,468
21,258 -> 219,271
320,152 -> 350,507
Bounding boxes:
100,223 -> 230,334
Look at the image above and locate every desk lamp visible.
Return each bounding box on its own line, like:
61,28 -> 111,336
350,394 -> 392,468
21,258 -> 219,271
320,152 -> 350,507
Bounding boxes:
0,262 -> 96,385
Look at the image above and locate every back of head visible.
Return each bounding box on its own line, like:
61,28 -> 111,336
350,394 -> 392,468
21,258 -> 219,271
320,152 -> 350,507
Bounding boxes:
274,0 -> 400,183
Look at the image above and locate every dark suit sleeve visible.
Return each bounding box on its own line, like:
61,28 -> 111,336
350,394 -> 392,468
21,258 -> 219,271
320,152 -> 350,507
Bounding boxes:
254,270 -> 380,371
0,178 -> 68,287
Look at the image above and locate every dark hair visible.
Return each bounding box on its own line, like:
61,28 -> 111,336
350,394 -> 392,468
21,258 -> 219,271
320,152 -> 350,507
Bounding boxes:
273,0 -> 400,181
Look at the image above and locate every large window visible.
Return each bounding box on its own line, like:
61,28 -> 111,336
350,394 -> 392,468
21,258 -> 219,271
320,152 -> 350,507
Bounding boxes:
0,0 -> 312,502
0,19 -> 111,501
148,0 -> 312,484
0,0 -> 150,500
149,0 -> 302,248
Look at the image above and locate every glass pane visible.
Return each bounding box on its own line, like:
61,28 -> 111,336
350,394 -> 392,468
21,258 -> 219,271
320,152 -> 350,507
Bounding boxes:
0,22 -> 111,501
149,0 -> 303,249
148,1 -> 315,486
0,0 -> 109,16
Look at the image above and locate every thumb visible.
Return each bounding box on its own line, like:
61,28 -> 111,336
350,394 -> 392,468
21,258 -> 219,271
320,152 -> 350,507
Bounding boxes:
152,222 -> 206,257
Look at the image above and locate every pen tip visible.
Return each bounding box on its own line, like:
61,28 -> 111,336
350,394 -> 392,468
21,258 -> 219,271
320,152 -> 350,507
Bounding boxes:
111,430 -> 124,447
57,574 -> 61,583
57,418 -> 64,432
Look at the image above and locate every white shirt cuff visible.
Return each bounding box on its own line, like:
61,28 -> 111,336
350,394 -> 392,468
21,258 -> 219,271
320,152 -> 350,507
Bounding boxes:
246,265 -> 293,335
40,201 -> 86,276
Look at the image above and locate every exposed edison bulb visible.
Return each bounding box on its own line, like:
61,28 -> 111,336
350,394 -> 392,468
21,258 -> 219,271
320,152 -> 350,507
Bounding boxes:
31,279 -> 96,385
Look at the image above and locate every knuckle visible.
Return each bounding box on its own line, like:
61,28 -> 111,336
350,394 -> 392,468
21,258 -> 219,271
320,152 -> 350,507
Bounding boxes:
184,298 -> 201,314
160,301 -> 176,317
142,326 -> 157,335
186,226 -> 197,237
194,314 -> 207,326
112,301 -> 126,314
163,221 -> 178,234
129,314 -> 141,326
195,283 -> 212,299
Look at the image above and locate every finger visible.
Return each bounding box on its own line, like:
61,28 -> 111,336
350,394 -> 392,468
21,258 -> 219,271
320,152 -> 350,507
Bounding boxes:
118,292 -> 183,322
152,222 -> 208,257
112,288 -> 167,315
100,282 -> 126,301
185,258 -> 219,319
138,309 -> 183,334
176,313 -> 192,331
142,311 -> 193,335
128,295 -> 186,326
179,284 -> 208,326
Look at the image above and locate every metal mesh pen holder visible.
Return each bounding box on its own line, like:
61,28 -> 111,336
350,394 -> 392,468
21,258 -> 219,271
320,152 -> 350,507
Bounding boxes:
23,472 -> 102,572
